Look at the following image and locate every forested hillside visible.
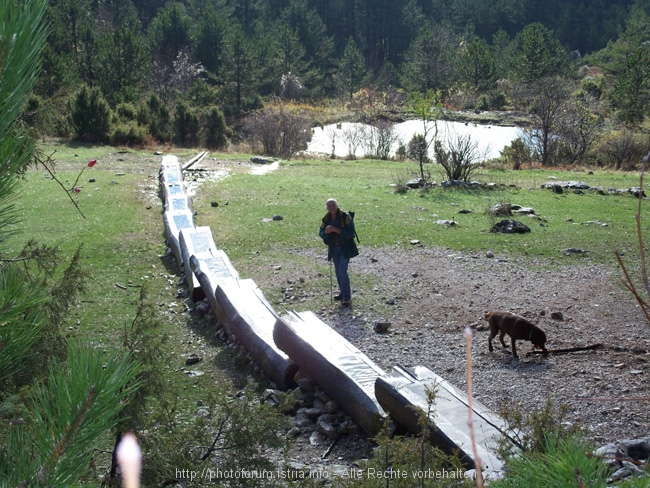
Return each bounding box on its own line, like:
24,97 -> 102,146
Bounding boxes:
30,0 -> 650,166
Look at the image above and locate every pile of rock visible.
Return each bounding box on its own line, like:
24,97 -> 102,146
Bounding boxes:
595,436 -> 650,484
263,375 -> 361,443
541,180 -> 646,198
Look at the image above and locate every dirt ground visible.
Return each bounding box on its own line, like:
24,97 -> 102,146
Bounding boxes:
251,244 -> 650,468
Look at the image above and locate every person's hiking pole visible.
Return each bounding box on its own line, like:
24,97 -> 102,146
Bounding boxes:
329,259 -> 333,304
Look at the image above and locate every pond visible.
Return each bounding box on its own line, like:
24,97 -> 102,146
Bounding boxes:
306,120 -> 523,160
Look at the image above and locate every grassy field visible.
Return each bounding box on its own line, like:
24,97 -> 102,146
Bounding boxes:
191,158 -> 645,266
8,143 -> 647,349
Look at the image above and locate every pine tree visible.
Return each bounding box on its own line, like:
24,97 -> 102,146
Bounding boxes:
0,2 -> 144,485
336,37 -> 366,99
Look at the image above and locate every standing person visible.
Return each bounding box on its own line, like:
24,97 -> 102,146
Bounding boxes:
319,198 -> 358,306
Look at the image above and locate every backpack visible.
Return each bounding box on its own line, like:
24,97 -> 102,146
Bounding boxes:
346,211 -> 360,243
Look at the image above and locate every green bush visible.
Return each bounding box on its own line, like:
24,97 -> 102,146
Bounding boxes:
203,105 -> 228,149
115,102 -> 138,122
489,91 -> 508,110
69,84 -> 112,142
489,435 -> 609,488
477,94 -> 490,111
111,121 -> 147,146
173,100 -> 200,146
497,397 -> 585,459
500,137 -> 531,170
146,93 -> 171,143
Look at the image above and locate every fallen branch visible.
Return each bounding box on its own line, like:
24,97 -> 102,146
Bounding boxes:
526,344 -> 603,355
574,396 -> 650,401
322,438 -> 338,459
586,452 -> 647,468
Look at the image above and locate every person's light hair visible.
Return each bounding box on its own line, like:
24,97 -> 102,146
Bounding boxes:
326,198 -> 338,207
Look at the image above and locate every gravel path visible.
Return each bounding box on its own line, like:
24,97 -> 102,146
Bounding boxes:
255,245 -> 650,466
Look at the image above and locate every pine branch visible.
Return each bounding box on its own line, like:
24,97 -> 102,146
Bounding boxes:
37,387 -> 95,482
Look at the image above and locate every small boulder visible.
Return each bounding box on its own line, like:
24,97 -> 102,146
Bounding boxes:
491,220 -> 531,234
373,321 -> 392,333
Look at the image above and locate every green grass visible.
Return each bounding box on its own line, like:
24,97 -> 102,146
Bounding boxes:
191,158 -> 644,268
5,151 -> 257,408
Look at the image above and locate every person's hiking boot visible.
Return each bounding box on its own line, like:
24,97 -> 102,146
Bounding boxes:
334,293 -> 343,301
342,299 -> 352,307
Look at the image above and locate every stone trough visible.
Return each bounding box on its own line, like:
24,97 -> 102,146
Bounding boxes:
179,226 -> 219,302
159,153 -> 511,470
274,310 -> 386,436
215,280 -> 298,390
189,253 -> 240,314
375,365 -> 509,476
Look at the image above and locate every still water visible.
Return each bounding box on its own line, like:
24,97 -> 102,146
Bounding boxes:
306,120 -> 523,160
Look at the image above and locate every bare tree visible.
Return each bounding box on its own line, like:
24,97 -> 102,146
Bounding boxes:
280,72 -> 305,100
151,49 -> 204,105
243,106 -> 311,158
342,124 -> 365,159
599,129 -> 648,170
435,130 -> 486,182
363,120 -> 400,160
408,90 -> 442,183
555,96 -> 603,165
527,77 -> 570,166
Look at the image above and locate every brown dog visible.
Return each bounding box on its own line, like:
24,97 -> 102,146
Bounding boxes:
486,311 -> 547,359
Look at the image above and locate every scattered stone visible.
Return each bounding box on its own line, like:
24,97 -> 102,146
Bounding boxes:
488,203 -> 512,216
262,389 -> 284,406
406,178 -> 425,188
491,219 -> 531,234
309,431 -> 321,445
442,180 -> 482,188
305,407 -> 325,418
550,311 -> 564,321
185,353 -> 202,365
89,178 -> 96,183
272,215 -> 283,221
154,151 -> 163,155
211,201 -> 219,207
630,187 -> 646,198
596,437 -> 650,484
458,209 -> 473,214
293,410 -> 313,428
410,240 -> 420,245
250,156 -> 275,164
286,427 -> 301,437
541,181 -> 591,190
562,248 -> 589,256
317,420 -> 338,439
296,377 -> 317,391
486,251 -> 495,258
373,321 -> 392,333
324,400 -> 338,413
513,207 -> 535,215
184,370 -> 204,377
435,219 -> 457,226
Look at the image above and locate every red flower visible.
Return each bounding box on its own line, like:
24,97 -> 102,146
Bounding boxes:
74,187 -> 82,194
88,159 -> 97,167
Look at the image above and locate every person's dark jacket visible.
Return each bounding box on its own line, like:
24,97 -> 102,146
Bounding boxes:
319,210 -> 359,260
